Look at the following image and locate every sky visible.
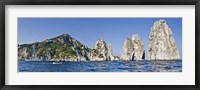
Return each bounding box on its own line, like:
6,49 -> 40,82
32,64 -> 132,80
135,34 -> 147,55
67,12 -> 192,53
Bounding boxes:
18,18 -> 182,59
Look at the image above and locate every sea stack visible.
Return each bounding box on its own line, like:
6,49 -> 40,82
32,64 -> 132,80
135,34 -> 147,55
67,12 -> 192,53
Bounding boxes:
148,19 -> 180,60
121,34 -> 145,60
91,38 -> 114,61
107,43 -> 115,60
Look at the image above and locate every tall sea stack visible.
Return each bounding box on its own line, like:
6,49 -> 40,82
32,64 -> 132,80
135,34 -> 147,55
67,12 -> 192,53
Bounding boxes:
148,19 -> 180,60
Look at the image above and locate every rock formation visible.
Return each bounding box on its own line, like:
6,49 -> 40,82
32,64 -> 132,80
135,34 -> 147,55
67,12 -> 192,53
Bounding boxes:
121,34 -> 145,60
18,34 -> 91,61
107,43 -> 115,60
91,38 -> 115,61
148,19 -> 180,60
18,34 -> 118,61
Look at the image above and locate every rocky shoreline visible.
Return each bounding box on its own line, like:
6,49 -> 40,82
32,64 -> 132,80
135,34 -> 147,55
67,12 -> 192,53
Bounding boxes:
18,19 -> 180,61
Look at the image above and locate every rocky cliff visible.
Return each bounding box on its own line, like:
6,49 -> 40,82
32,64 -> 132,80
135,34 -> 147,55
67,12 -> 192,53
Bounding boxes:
107,43 -> 115,60
148,19 -> 180,60
18,34 -> 91,61
121,34 -> 145,60
91,38 -> 115,61
18,34 -> 117,61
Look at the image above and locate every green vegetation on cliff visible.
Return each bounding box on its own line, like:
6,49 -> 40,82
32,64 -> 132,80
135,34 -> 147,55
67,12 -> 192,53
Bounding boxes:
18,34 -> 90,60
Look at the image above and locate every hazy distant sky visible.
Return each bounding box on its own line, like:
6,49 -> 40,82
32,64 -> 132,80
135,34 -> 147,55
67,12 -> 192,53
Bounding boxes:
18,18 -> 182,59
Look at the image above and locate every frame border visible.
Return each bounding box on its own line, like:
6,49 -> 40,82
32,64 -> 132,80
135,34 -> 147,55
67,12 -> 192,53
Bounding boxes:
0,0 -> 199,90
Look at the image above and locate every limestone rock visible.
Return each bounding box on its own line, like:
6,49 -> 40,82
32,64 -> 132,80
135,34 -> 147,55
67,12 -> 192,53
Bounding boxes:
148,19 -> 180,60
91,38 -> 115,61
121,34 -> 145,60
106,43 -> 115,61
91,38 -> 107,61
18,33 -> 91,61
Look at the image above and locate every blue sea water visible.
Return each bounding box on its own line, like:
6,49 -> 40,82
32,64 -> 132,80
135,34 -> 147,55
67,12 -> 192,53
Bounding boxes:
18,60 -> 182,72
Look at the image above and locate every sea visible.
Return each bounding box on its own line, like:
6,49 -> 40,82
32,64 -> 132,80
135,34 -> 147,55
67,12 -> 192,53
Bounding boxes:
18,59 -> 182,72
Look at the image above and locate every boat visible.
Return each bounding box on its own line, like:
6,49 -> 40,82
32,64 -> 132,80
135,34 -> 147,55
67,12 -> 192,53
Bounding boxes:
53,61 -> 62,64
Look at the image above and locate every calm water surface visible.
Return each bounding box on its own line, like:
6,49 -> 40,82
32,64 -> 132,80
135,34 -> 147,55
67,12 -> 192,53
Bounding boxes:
18,60 -> 182,72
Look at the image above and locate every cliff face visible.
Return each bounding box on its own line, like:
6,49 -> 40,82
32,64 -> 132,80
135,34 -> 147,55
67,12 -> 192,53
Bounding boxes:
121,34 -> 145,60
148,19 -> 180,60
91,38 -> 115,61
18,34 -> 91,61
18,34 -> 116,61
107,43 -> 115,60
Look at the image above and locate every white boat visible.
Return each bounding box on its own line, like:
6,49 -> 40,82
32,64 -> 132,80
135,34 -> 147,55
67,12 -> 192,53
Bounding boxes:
53,61 -> 62,64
